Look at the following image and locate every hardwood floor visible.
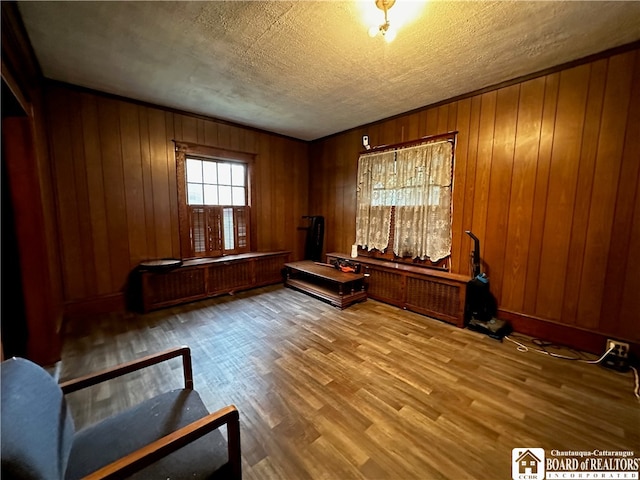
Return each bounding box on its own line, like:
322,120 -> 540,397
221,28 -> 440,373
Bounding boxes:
60,285 -> 640,479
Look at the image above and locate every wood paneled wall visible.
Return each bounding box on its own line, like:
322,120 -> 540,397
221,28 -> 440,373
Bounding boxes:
45,85 -> 308,313
1,1 -> 64,365
310,47 -> 640,345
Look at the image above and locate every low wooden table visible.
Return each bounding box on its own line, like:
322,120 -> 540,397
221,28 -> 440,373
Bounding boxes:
284,261 -> 367,309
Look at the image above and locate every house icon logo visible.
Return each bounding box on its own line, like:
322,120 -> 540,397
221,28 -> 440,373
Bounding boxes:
512,448 -> 545,480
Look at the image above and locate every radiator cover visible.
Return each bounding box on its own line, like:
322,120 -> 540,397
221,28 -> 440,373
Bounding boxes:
327,253 -> 468,327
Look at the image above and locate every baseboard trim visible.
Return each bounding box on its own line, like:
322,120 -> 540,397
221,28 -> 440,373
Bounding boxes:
64,293 -> 126,318
498,309 -> 639,357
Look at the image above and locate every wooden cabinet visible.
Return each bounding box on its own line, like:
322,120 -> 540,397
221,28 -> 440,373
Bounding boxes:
143,268 -> 207,310
140,251 -> 289,312
207,261 -> 252,296
326,253 -> 469,327
366,268 -> 404,305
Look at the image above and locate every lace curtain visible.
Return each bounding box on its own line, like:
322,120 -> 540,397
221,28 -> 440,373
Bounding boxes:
394,141 -> 453,261
355,141 -> 453,261
355,150 -> 395,251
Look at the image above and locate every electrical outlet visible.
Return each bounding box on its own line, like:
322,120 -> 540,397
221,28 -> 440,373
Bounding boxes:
603,339 -> 630,371
607,339 -> 629,358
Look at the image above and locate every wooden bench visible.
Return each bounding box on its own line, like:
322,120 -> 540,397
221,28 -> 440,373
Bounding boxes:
284,260 -> 367,309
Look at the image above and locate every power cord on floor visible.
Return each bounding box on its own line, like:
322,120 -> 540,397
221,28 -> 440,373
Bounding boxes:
504,335 -> 614,362
504,335 -> 640,401
530,338 -> 591,360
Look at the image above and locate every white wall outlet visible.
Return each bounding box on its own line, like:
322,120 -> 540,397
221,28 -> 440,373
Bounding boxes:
603,339 -> 630,371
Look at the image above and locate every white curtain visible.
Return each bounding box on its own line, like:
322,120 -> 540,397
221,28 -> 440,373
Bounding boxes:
393,141 -> 453,261
355,150 -> 396,251
355,141 -> 453,261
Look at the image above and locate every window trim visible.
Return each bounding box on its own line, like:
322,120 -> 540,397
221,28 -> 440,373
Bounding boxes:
175,141 -> 255,259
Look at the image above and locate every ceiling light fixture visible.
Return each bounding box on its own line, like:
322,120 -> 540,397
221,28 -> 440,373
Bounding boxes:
368,0 -> 397,42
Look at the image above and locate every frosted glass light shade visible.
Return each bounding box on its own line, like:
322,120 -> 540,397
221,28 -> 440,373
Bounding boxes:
384,26 -> 397,42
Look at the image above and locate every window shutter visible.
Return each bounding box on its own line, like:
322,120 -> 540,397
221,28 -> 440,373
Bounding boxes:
190,207 -> 207,254
189,206 -> 223,257
207,207 -> 223,255
235,207 -> 249,250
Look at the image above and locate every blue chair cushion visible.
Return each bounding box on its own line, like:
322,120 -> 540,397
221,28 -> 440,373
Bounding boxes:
65,389 -> 229,479
1,358 -> 75,480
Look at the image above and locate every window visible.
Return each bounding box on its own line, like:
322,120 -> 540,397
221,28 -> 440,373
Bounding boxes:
355,137 -> 454,268
186,158 -> 246,207
185,158 -> 248,256
175,142 -> 253,258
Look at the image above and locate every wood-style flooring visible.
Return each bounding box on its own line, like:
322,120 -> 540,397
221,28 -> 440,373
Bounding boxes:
60,285 -> 640,479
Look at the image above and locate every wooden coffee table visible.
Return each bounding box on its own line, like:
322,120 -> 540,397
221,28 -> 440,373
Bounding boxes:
284,260 -> 367,309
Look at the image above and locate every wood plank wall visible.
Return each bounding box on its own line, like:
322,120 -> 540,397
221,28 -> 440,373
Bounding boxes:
45,84 -> 309,314
309,47 -> 640,346
1,1 -> 64,365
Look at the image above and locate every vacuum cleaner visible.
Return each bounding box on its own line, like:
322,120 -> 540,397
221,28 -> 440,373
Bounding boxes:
465,231 -> 512,340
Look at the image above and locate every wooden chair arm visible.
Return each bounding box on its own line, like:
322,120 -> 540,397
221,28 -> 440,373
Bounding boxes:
60,346 -> 194,394
81,405 -> 241,480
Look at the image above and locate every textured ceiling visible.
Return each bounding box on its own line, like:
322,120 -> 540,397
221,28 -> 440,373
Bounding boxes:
17,1 -> 640,141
